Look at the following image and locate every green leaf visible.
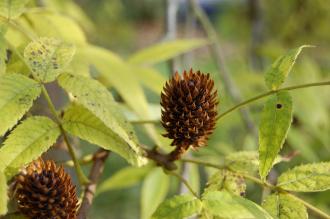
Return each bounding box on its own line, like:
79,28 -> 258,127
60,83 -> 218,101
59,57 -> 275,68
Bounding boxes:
262,193 -> 307,219
0,172 -> 7,216
259,91 -> 293,180
265,45 -> 311,90
0,34 -> 7,74
135,66 -> 166,94
58,73 -> 147,166
141,168 -> 170,219
204,170 -> 246,196
151,195 -> 202,219
277,162 -> 330,192
24,37 -> 75,83
202,191 -> 272,219
187,164 -> 200,196
0,0 -> 30,19
0,116 -> 60,177
0,73 -> 41,136
62,104 -> 146,166
128,39 -> 208,65
226,151 -> 284,175
96,165 -> 152,196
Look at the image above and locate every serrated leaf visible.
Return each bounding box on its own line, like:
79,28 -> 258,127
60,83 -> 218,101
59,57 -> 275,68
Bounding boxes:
277,162 -> 330,192
151,195 -> 202,219
58,73 -> 147,166
204,170 -> 246,196
24,37 -> 75,83
0,172 -> 7,215
202,191 -> 272,219
128,39 -> 208,65
0,73 -> 41,136
262,193 -> 307,219
0,0 -> 30,19
62,104 -> 146,166
141,168 -> 170,219
96,165 -> 152,196
259,91 -> 293,180
265,45 -> 311,90
0,116 -> 60,177
226,151 -> 284,175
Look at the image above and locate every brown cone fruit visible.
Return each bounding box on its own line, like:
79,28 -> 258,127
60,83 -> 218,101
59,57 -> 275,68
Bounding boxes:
161,69 -> 218,160
15,159 -> 78,219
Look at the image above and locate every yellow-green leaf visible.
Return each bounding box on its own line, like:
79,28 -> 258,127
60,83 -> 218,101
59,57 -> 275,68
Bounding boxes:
128,39 -> 208,65
0,73 -> 41,136
24,37 -> 75,83
277,162 -> 330,192
0,116 -> 60,177
0,34 -> 7,74
0,0 -> 30,19
259,91 -> 293,180
141,168 -> 170,219
96,165 -> 152,196
58,73 -> 147,166
204,170 -> 246,196
265,45 -> 312,90
62,104 -> 147,167
135,66 -> 167,94
151,195 -> 202,219
0,172 -> 7,215
202,191 -> 272,219
262,193 -> 307,219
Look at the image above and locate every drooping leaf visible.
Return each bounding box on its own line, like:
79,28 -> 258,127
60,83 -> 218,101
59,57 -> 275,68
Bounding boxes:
24,37 -> 75,83
265,45 -> 311,90
0,172 -> 7,215
226,151 -> 284,175
259,91 -> 293,180
141,168 -> 170,219
0,116 -> 60,177
0,73 -> 41,136
128,39 -> 209,65
277,162 -> 330,192
151,195 -> 202,219
0,0 -> 30,19
58,73 -> 147,166
23,12 -> 87,45
262,193 -> 307,219
204,170 -> 246,196
96,165 -> 152,195
63,104 -> 146,166
202,191 -> 272,219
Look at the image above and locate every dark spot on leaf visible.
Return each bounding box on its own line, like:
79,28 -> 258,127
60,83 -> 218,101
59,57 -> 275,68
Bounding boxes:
276,103 -> 282,109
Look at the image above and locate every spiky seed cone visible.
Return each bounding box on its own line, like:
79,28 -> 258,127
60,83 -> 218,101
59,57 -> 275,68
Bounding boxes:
161,70 -> 218,159
15,159 -> 78,219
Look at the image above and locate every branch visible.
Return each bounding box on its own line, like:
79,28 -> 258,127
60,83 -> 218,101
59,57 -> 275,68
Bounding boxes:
166,170 -> 199,198
77,149 -> 110,219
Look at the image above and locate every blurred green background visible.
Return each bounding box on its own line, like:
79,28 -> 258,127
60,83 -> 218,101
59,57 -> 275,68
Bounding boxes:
2,0 -> 329,218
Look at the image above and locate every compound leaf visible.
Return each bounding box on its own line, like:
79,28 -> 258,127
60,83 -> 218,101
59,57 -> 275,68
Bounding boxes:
0,73 -> 41,136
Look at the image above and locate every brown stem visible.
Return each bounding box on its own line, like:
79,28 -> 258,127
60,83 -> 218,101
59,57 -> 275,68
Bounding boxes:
77,149 -> 110,219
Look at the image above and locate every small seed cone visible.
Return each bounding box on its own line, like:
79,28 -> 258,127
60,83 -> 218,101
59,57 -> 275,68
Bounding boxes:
161,70 -> 218,159
15,159 -> 78,219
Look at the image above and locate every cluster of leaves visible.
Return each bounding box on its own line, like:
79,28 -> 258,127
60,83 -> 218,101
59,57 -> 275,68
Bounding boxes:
0,1 -> 329,219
